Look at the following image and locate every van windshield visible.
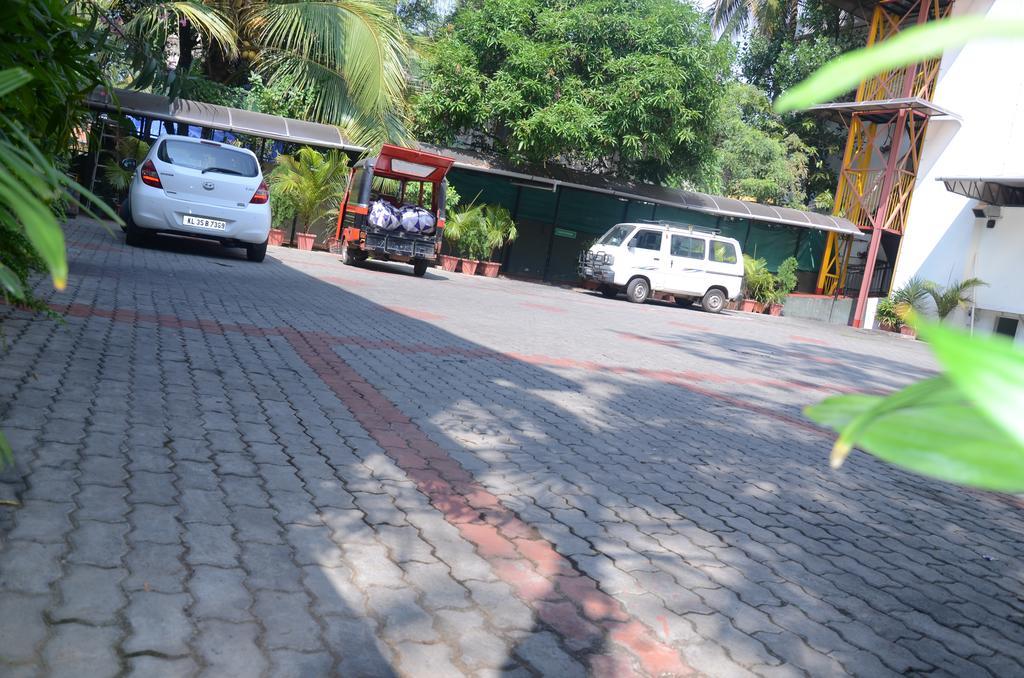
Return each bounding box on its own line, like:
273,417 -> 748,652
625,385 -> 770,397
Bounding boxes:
599,224 -> 634,246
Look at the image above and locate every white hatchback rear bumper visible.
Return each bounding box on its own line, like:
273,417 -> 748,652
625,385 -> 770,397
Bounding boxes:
130,185 -> 271,244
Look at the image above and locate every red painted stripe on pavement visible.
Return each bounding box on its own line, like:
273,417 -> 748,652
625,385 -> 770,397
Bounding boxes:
52,302 -> 848,412
790,335 -> 830,346
383,306 -> 446,321
283,328 -> 692,676
520,302 -> 566,313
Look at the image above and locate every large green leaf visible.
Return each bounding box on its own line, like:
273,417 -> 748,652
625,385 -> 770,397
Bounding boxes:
775,17 -> 1024,112
0,68 -> 32,98
806,376 -> 1024,492
0,431 -> 10,467
0,263 -> 24,299
917,320 -> 1024,450
0,124 -> 69,290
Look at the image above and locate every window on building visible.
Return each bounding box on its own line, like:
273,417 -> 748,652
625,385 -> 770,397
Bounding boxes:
710,240 -> 737,263
670,235 -> 706,260
628,230 -> 663,251
994,316 -> 1019,339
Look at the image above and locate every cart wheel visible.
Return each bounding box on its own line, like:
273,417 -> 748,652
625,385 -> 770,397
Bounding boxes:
413,260 -> 428,277
342,242 -> 359,266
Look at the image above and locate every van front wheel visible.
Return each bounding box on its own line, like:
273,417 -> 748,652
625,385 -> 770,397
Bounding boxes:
626,278 -> 649,304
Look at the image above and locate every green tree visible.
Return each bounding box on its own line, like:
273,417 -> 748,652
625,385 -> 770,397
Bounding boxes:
95,0 -> 412,145
705,83 -> 809,207
412,0 -> 729,183
733,1 -> 863,206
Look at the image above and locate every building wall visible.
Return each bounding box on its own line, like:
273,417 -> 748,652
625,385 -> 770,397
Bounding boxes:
446,168 -> 828,284
888,0 -> 1024,333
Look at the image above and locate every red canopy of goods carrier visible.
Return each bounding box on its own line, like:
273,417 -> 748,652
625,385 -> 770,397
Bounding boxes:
371,144 -> 455,183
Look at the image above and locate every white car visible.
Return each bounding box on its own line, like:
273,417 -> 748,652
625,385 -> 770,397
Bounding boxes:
579,221 -> 744,313
125,135 -> 272,262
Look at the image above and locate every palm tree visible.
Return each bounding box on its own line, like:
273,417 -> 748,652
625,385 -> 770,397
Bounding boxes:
481,205 -> 517,262
267,147 -> 350,234
102,0 -> 411,145
710,0 -> 800,39
890,276 -> 931,315
925,278 -> 987,320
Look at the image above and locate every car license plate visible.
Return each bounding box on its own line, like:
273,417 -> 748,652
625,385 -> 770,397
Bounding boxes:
183,215 -> 226,230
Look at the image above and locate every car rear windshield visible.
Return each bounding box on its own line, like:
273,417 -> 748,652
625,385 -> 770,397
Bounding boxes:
158,139 -> 258,177
599,224 -> 634,246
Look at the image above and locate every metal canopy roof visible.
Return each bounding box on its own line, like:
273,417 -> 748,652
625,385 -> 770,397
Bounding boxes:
808,97 -> 961,123
939,177 -> 1024,206
427,146 -> 865,237
86,87 -> 863,237
822,0 -> 955,20
87,87 -> 353,150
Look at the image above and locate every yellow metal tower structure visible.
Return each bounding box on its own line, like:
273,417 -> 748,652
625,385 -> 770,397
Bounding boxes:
814,0 -> 955,326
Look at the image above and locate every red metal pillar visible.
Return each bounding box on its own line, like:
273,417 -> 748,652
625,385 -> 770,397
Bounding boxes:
850,2 -> 932,328
851,109 -> 908,327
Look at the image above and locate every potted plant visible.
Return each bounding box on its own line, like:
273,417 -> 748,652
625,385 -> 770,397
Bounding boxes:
478,205 -> 518,277
765,257 -> 799,316
875,298 -> 903,332
875,277 -> 928,333
741,255 -> 772,313
444,206 -> 486,274
267,147 -> 349,252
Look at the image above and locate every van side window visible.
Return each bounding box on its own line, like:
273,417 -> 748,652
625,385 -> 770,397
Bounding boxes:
670,235 -> 706,260
710,241 -> 737,263
629,230 -> 663,251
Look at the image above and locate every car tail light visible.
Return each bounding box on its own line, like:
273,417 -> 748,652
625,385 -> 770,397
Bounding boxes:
140,160 -> 162,188
250,180 -> 269,204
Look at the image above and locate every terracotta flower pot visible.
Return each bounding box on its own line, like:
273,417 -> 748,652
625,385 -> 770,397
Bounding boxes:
479,261 -> 500,278
900,325 -> 917,339
439,254 -> 460,272
268,228 -> 285,246
741,299 -> 764,313
327,237 -> 343,254
460,259 -> 480,275
767,303 -> 783,316
296,232 -> 316,251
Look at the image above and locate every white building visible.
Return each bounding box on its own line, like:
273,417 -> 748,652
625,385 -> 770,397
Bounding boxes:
872,0 -> 1024,342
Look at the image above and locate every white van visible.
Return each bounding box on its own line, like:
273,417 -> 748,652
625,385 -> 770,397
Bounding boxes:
579,221 -> 744,313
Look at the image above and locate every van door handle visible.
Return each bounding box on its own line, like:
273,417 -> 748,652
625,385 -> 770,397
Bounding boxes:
653,257 -> 661,261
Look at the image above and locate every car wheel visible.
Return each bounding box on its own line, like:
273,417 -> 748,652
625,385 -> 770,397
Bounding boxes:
125,220 -> 148,247
626,277 -> 649,304
247,238 -> 268,263
599,285 -> 618,299
674,297 -> 694,308
118,199 -> 131,233
702,288 -> 726,314
412,260 -> 428,277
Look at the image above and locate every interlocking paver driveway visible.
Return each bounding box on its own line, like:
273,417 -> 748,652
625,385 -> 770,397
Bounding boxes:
1,218 -> 1022,677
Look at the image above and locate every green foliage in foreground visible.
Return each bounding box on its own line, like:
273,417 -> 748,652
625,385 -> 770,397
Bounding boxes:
412,0 -> 729,183
776,16 -> 1024,112
807,320 -> 1024,492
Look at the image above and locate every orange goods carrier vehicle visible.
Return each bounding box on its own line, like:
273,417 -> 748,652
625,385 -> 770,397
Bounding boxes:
334,145 -> 455,277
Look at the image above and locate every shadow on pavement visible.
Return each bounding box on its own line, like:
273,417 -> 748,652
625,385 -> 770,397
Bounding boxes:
1,218 -> 1022,676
